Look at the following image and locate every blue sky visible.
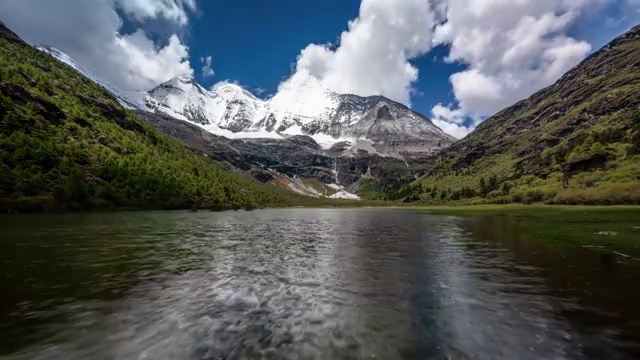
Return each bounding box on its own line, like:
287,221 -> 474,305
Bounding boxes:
1,0 -> 638,137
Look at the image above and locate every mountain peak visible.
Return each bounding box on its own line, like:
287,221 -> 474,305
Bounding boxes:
212,81 -> 261,102
278,67 -> 327,92
212,81 -> 243,92
174,72 -> 196,84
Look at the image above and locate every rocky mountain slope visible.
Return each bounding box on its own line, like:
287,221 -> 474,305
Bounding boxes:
402,25 -> 640,205
135,110 -> 415,199
0,21 -> 290,211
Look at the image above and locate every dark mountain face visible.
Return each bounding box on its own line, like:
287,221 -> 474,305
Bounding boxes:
401,24 -> 640,205
135,110 -> 415,195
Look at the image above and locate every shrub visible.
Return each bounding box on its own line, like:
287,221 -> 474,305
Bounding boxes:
511,191 -> 524,203
500,181 -> 513,195
523,186 -> 560,204
470,198 -> 488,206
630,126 -> 640,155
523,188 -> 545,204
553,182 -> 640,205
571,171 -> 604,188
488,195 -> 511,205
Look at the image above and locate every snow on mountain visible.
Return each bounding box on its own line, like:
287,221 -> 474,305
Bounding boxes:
267,68 -> 341,129
144,68 -> 340,133
37,45 -> 145,110
143,68 -> 455,156
145,73 -> 216,124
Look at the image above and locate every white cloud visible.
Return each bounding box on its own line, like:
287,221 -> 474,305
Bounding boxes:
201,56 -> 214,77
293,0 -> 437,106
0,0 -> 196,91
431,103 -> 465,124
283,0 -> 636,139
114,30 -> 192,88
432,119 -> 472,139
116,0 -> 197,25
431,0 -> 599,126
2,0 -> 635,141
431,103 -> 474,139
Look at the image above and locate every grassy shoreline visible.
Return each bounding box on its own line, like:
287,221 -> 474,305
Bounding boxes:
5,201 -> 640,214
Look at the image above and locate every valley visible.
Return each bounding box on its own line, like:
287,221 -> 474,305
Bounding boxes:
0,21 -> 639,210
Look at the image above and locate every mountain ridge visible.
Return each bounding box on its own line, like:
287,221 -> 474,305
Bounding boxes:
37,45 -> 147,110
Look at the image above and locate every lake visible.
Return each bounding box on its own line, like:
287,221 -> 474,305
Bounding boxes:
1,208 -> 640,359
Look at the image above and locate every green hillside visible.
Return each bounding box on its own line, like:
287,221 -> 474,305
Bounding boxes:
402,25 -> 640,206
0,22 -> 287,212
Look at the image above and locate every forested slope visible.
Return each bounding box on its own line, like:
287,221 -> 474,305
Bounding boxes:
404,25 -> 640,205
0,22 -> 288,211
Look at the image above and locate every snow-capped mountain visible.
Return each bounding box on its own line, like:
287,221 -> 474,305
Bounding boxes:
144,68 -> 456,156
35,43 -> 454,194
38,45 -> 145,110
145,73 -> 269,132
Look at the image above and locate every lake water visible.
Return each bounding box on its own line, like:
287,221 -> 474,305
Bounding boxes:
1,209 -> 640,359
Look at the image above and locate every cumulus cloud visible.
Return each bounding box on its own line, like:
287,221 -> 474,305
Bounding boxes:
201,56 -> 214,77
0,0 -> 195,91
117,0 -> 197,25
293,0 -> 437,106
430,104 -> 471,139
430,0 -> 604,133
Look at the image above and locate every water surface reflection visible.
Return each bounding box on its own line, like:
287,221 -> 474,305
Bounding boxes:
1,209 -> 639,359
